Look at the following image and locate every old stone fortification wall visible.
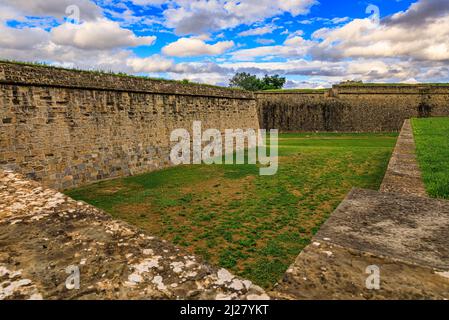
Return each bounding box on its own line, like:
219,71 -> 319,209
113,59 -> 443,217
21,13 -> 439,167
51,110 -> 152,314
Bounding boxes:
0,63 -> 259,190
256,85 -> 449,132
3,61 -> 449,191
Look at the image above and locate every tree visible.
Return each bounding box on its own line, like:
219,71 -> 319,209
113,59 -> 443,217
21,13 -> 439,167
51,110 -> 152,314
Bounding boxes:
229,72 -> 286,91
229,72 -> 263,91
261,74 -> 286,90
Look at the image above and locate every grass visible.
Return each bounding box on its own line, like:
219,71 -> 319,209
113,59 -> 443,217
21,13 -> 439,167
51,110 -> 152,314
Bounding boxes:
0,59 -> 243,91
66,133 -> 397,289
258,89 -> 329,93
336,82 -> 449,87
412,117 -> 449,199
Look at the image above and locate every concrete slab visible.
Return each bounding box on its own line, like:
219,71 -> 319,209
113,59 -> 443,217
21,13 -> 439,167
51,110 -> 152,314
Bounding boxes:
272,184 -> 449,300
315,188 -> 449,270
271,241 -> 449,300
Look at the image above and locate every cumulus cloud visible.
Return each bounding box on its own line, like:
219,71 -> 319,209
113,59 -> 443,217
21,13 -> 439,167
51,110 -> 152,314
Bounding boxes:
130,0 -> 167,7
231,36 -> 312,60
51,19 -> 156,50
1,0 -> 102,21
0,1 -> 158,70
126,55 -> 175,73
311,11 -> 449,62
163,0 -> 317,35
0,24 -> 50,50
162,38 -> 234,57
238,26 -> 277,37
255,39 -> 276,45
384,0 -> 449,27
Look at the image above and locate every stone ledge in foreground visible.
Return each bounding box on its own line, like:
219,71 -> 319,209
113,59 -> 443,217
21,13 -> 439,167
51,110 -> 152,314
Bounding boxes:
271,188 -> 449,300
271,241 -> 449,300
0,170 -> 269,300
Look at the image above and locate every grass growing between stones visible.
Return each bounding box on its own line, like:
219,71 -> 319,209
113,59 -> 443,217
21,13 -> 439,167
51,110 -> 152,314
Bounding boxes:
412,117 -> 449,199
66,133 -> 397,289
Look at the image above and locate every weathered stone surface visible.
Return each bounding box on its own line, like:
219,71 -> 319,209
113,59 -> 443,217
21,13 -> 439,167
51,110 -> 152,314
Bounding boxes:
315,188 -> 449,270
271,241 -> 449,300
0,62 -> 260,190
256,85 -> 449,132
0,62 -> 253,100
271,188 -> 449,300
0,170 -> 269,300
380,119 -> 427,197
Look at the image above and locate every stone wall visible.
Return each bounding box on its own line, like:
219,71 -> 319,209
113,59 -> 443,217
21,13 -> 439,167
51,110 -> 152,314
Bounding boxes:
0,62 -> 259,190
256,85 -> 449,132
3,61 -> 449,190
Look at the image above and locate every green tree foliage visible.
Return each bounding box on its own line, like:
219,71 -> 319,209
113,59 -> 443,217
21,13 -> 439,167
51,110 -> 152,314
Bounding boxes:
229,72 -> 286,91
261,74 -> 287,90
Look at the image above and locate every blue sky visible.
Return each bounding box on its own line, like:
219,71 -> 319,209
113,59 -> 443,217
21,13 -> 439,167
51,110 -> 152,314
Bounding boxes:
1,0 -> 448,87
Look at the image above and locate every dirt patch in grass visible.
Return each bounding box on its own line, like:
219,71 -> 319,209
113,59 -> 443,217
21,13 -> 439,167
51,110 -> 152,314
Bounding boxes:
66,133 -> 397,289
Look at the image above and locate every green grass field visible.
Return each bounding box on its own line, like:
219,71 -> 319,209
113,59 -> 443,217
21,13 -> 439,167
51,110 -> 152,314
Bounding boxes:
412,118 -> 449,199
66,133 -> 397,288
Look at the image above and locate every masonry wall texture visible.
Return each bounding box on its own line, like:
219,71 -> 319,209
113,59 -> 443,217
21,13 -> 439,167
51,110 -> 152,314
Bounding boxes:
256,85 -> 449,132
0,63 -> 259,190
3,62 -> 449,191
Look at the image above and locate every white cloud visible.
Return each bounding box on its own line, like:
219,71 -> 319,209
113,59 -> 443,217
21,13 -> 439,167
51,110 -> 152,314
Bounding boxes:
310,14 -> 449,62
162,0 -> 317,35
130,0 -> 166,7
231,36 -> 312,60
126,55 -> 175,73
1,0 -> 102,21
238,26 -> 276,37
162,37 -> 234,57
0,24 -> 50,50
385,0 -> 449,27
255,39 -> 276,45
51,19 -> 156,50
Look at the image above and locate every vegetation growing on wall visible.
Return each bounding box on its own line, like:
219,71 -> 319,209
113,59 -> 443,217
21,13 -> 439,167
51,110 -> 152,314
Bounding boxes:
0,60 -> 242,91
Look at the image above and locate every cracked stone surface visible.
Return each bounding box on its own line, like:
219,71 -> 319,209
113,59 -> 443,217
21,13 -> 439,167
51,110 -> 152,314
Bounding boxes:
272,188 -> 449,300
315,188 -> 449,270
0,170 -> 269,300
271,241 -> 449,300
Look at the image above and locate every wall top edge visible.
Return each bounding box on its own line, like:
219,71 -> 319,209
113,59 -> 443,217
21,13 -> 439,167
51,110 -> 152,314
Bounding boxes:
332,84 -> 449,94
0,62 -> 255,100
255,91 -> 328,95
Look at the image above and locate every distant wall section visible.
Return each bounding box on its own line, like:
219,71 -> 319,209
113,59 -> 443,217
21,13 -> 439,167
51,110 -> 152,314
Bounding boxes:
256,85 -> 449,132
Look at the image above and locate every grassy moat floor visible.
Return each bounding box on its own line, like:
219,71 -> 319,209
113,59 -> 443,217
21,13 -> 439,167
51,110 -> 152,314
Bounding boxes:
413,117 -> 449,199
66,133 -> 398,289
